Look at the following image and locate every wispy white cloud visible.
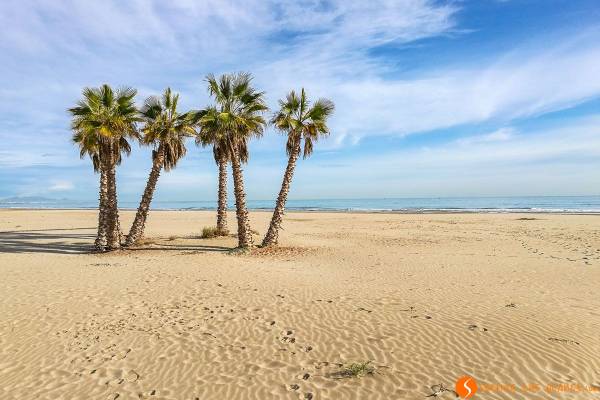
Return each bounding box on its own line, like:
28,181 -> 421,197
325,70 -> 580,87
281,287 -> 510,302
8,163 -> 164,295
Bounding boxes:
278,116 -> 600,197
257,30 -> 600,141
0,0 -> 461,168
457,127 -> 515,146
6,1 -> 598,145
48,180 -> 74,192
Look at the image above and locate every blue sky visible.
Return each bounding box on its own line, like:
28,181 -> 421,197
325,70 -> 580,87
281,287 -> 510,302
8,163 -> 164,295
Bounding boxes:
1,0 -> 600,202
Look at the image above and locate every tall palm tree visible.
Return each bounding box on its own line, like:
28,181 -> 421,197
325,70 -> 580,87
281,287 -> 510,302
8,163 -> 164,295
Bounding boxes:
125,88 -> 195,246
195,106 -> 230,235
262,89 -> 334,247
204,73 -> 267,248
68,85 -> 139,250
72,130 -> 131,250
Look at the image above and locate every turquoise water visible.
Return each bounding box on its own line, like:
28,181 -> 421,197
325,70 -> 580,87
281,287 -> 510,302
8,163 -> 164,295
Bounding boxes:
2,196 -> 600,213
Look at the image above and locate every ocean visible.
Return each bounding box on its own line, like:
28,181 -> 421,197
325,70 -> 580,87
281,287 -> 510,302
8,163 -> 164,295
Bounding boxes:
1,196 -> 600,213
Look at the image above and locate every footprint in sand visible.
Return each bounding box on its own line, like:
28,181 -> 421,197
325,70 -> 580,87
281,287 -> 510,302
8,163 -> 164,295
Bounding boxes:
468,324 -> 488,332
279,329 -> 296,344
126,370 -> 140,383
411,315 -> 432,320
113,348 -> 131,360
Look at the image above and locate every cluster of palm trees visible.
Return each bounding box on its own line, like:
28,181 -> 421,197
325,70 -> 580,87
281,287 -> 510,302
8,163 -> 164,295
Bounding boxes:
68,73 -> 334,252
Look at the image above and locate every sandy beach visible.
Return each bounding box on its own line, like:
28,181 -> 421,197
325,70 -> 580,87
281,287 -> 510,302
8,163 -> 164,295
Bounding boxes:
1,209 -> 599,399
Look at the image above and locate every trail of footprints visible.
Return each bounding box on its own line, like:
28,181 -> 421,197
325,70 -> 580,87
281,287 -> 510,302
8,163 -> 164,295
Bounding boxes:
516,227 -> 600,265
274,326 -> 317,399
55,289 -> 327,399
53,283 -> 583,399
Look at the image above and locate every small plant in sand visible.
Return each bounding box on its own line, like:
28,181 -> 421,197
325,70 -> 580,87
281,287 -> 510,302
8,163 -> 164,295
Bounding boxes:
200,226 -> 227,239
339,361 -> 375,378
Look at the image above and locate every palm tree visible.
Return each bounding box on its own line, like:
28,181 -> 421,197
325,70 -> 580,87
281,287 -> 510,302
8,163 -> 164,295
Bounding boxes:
72,130 -> 131,251
125,88 -> 195,246
204,73 -> 267,248
262,89 -> 334,247
68,85 -> 139,250
195,106 -> 231,235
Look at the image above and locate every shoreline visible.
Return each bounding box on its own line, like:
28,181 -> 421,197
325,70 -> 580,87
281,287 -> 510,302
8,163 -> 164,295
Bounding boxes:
2,207 -> 600,216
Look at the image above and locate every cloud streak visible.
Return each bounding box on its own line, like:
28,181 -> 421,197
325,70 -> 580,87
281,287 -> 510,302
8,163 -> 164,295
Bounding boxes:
266,30 -> 600,141
286,115 -> 600,197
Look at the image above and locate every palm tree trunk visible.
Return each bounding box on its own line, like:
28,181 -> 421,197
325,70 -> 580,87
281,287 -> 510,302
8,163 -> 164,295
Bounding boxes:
230,144 -> 253,248
216,155 -> 228,235
94,167 -> 108,251
262,141 -> 301,247
125,146 -> 164,246
117,218 -> 123,245
104,140 -> 121,250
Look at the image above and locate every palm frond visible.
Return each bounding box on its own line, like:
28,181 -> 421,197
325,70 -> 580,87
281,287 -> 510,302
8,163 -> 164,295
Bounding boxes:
270,89 -> 334,159
138,87 -> 194,170
201,72 -> 267,164
68,84 -> 140,171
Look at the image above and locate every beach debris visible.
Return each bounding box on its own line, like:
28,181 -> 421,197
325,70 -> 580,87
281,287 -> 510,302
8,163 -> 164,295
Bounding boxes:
548,337 -> 580,345
426,383 -> 459,397
289,384 -> 300,391
302,373 -> 310,380
357,307 -> 373,313
505,303 -> 517,308
304,393 -> 313,399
